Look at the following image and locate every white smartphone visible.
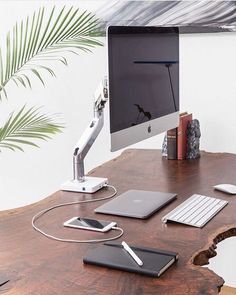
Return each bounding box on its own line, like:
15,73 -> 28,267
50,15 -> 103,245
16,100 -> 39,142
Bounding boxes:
63,217 -> 117,232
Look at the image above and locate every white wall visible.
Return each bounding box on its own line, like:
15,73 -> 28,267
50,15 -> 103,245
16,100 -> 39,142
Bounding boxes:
180,32 -> 236,153
1,0 -> 236,288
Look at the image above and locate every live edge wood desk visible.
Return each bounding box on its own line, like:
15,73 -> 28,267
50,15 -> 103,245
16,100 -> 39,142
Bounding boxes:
1,149 -> 236,295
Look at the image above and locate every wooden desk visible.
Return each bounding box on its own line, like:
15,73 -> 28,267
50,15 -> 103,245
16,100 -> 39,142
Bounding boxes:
1,149 -> 236,295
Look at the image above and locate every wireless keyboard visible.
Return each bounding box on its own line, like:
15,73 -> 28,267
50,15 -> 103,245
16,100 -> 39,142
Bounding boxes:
162,194 -> 228,228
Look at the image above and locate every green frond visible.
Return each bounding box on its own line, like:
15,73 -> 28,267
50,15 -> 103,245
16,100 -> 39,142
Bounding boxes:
0,105 -> 63,152
20,74 -> 32,88
30,69 -> 45,85
0,6 -> 103,97
28,55 -> 68,65
12,77 -> 20,87
0,86 -> 7,100
13,75 -> 27,88
26,63 -> 56,77
0,48 -> 4,86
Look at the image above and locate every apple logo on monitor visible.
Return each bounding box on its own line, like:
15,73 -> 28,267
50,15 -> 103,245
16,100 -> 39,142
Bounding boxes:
108,26 -> 179,152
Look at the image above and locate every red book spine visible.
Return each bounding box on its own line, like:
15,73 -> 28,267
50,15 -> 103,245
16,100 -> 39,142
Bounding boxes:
167,128 -> 178,160
177,114 -> 192,160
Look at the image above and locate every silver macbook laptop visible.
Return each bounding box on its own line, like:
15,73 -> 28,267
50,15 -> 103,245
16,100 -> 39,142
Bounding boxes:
94,190 -> 177,219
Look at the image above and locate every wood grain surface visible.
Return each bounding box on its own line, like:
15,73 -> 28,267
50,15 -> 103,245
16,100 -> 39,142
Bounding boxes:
1,149 -> 236,295
220,286 -> 236,295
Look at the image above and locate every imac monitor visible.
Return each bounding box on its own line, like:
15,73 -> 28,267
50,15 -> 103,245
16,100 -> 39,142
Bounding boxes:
108,26 -> 179,151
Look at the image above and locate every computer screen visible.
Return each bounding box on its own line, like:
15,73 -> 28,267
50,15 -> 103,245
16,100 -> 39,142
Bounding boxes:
108,26 -> 179,151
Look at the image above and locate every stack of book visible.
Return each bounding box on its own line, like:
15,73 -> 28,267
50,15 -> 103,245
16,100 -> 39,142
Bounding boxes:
167,112 -> 192,160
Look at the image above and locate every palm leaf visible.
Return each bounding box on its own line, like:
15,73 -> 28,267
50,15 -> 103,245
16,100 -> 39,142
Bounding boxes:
0,6 -> 103,98
0,105 -> 63,152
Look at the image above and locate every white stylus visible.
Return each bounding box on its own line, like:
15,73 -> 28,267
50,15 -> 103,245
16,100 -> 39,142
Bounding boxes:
122,241 -> 143,267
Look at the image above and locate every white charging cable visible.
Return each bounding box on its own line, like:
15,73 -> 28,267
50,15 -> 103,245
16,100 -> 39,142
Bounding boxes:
32,184 -> 124,243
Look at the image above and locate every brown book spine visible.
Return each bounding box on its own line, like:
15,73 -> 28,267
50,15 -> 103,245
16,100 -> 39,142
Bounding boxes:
177,114 -> 192,160
167,128 -> 177,160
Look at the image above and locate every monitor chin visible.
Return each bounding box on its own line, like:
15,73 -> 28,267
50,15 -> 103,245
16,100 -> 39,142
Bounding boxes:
110,111 -> 179,152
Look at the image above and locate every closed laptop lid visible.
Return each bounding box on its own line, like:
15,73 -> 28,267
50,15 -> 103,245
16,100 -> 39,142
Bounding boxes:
94,190 -> 177,219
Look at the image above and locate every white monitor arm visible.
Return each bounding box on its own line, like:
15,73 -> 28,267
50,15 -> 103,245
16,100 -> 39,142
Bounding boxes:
61,78 -> 109,193
73,78 -> 108,181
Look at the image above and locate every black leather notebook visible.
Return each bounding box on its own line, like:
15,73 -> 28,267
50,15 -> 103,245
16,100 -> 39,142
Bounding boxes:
83,242 -> 178,277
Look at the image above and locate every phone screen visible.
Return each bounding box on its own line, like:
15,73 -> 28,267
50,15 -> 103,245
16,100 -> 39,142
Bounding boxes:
68,218 -> 112,229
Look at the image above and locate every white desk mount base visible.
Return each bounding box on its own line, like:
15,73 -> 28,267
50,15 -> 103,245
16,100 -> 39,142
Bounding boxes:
61,79 -> 108,194
61,177 -> 108,193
